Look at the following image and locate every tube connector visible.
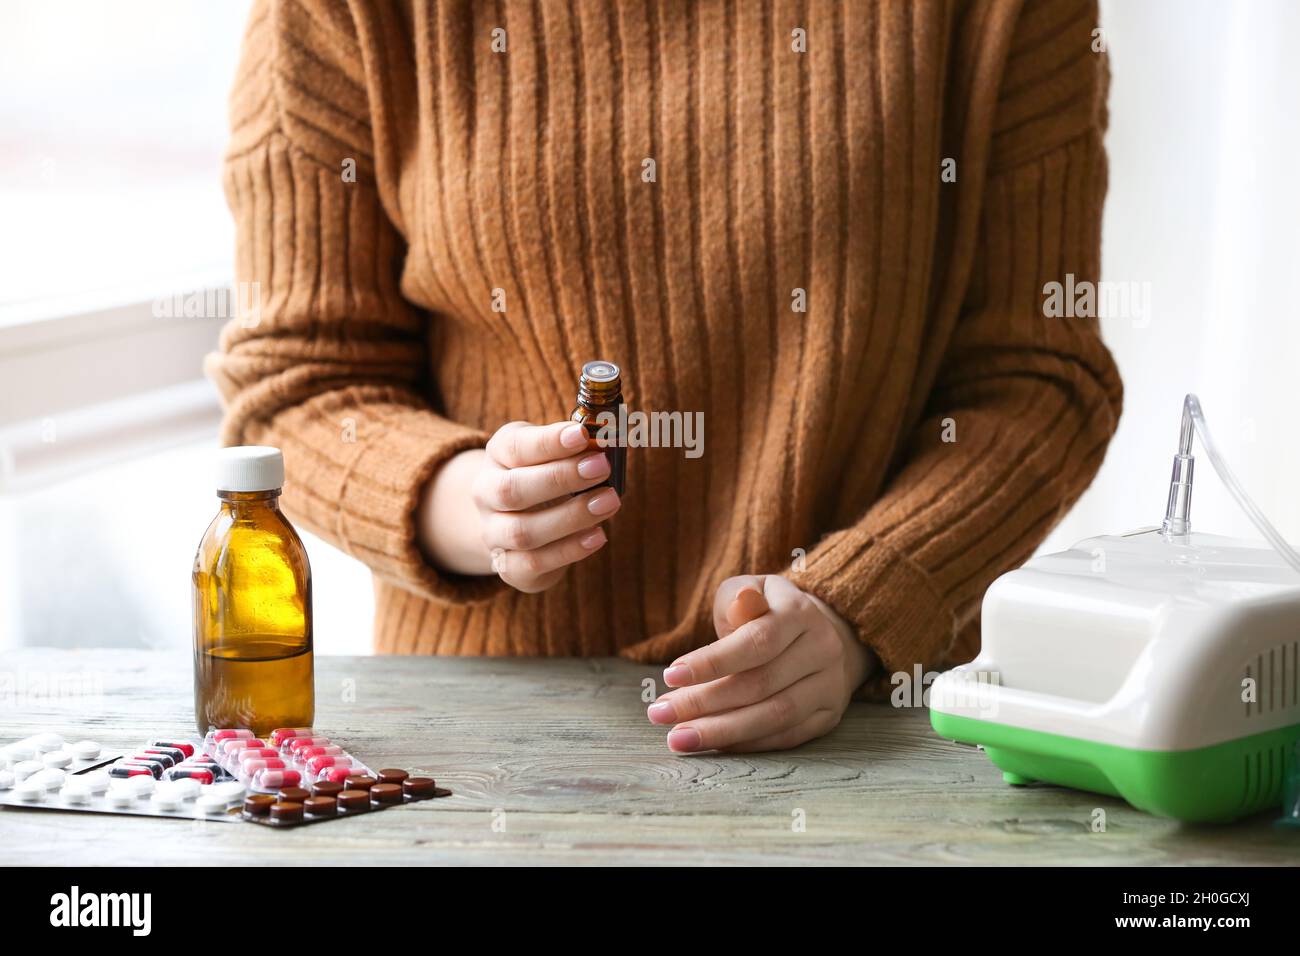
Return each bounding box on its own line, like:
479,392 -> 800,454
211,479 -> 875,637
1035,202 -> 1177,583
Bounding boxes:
1161,395 -> 1197,538
1161,453 -> 1194,537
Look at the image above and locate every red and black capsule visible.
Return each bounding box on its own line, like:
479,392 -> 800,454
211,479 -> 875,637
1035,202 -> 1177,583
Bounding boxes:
148,740 -> 196,758
165,766 -> 215,785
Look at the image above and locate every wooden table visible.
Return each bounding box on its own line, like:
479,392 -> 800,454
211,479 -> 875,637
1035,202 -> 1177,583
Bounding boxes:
1,648 -> 1295,865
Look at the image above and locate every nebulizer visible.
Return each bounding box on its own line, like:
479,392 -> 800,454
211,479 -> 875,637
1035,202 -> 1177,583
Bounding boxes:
929,394 -> 1300,824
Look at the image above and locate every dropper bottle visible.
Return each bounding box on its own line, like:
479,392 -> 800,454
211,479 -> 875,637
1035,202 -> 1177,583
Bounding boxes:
570,361 -> 626,496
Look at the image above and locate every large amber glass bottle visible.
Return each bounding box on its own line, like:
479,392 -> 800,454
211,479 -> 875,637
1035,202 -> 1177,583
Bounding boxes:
192,446 -> 314,736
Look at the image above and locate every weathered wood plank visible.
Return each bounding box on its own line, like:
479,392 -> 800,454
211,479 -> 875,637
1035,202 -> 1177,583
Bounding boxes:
0,649 -> 1295,865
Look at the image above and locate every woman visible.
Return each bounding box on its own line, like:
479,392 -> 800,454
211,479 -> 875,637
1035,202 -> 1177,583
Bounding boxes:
210,0 -> 1122,753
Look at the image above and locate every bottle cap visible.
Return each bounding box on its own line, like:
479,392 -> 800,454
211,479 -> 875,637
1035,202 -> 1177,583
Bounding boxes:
216,446 -> 285,492
581,361 -> 620,383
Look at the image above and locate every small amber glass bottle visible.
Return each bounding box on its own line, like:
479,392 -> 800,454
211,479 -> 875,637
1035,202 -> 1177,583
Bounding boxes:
192,446 -> 314,736
570,360 -> 626,496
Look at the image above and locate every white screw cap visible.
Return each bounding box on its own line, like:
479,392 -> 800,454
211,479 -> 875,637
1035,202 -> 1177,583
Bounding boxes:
216,446 -> 285,492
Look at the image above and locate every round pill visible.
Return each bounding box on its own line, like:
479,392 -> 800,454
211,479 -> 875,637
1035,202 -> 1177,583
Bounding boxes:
36,768 -> 64,788
336,789 -> 370,811
153,789 -> 185,810
16,780 -> 45,801
270,801 -> 303,822
196,794 -> 229,814
370,783 -> 402,805
0,769 -> 13,790
60,786 -> 92,805
243,794 -> 275,816
344,774 -> 376,791
277,786 -> 310,803
211,781 -> 246,802
311,781 -> 344,799
128,775 -> 155,796
377,769 -> 409,786
5,743 -> 37,762
31,732 -> 64,753
78,772 -> 111,794
107,787 -> 135,807
403,777 -> 437,799
13,760 -> 42,781
41,750 -> 72,769
303,796 -> 336,817
32,768 -> 66,790
69,740 -> 101,761
167,778 -> 202,800
61,774 -> 93,793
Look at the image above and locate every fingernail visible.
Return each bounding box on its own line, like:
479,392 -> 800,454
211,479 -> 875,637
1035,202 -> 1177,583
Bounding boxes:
647,700 -> 676,724
727,586 -> 770,628
667,727 -> 702,752
579,527 -> 606,550
663,663 -> 692,687
587,488 -> 620,515
577,452 -> 610,479
560,423 -> 587,449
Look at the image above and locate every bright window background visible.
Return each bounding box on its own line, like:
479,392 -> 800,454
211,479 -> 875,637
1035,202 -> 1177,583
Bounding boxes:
0,1 -> 374,654
1042,0 -> 1300,553
0,1 -> 246,313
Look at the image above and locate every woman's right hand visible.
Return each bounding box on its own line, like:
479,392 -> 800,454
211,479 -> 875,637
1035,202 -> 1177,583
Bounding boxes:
417,421 -> 621,592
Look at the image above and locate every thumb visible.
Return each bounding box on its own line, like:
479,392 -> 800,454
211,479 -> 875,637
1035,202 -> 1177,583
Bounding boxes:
725,583 -> 771,630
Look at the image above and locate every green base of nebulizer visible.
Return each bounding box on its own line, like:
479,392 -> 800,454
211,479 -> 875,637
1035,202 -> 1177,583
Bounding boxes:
932,710 -> 1300,824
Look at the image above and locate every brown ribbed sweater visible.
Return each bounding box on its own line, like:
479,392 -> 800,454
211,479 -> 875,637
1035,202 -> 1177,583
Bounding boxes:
209,0 -> 1122,675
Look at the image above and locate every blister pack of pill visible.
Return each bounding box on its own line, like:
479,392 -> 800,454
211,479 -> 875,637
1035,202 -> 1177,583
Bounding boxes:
0,732 -> 122,795
0,727 -> 450,827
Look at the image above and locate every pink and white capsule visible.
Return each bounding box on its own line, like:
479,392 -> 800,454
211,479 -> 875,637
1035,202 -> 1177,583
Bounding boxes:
269,728 -> 313,747
295,745 -> 344,759
306,755 -> 355,774
251,768 -> 302,790
284,736 -> 332,754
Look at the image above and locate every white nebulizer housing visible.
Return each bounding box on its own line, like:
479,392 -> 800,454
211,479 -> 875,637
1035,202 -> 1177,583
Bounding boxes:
930,395 -> 1300,823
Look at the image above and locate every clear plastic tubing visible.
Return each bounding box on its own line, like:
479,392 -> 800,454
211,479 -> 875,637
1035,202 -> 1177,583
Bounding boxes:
1161,393 -> 1300,574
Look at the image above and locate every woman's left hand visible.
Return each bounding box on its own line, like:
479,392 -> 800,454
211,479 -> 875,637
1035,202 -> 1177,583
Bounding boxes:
648,575 -> 876,752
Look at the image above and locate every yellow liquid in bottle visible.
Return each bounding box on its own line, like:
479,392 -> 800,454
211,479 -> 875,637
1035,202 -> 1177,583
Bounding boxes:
192,488 -> 313,736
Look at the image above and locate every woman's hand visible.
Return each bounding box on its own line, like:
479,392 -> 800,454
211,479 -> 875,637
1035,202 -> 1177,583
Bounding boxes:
417,420 -> 621,592
648,575 -> 876,752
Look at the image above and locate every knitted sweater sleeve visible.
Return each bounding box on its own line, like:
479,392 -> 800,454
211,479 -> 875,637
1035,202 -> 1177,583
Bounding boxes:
797,0 -> 1124,677
206,0 -> 502,605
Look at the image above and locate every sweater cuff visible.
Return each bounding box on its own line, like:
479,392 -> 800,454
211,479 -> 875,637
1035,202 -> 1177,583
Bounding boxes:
794,529 -> 956,680
334,406 -> 507,605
